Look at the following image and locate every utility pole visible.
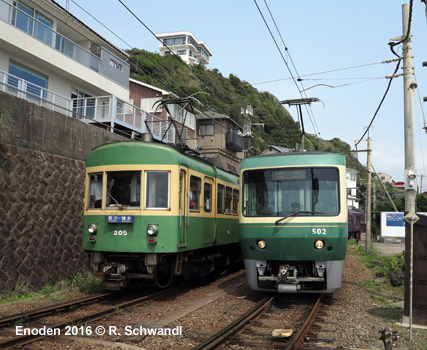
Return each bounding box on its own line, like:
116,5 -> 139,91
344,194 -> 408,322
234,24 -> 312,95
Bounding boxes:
366,138 -> 372,252
353,139 -> 372,252
390,3 -> 418,340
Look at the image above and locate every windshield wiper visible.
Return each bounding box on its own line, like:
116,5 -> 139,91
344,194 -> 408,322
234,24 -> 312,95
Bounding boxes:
275,211 -> 325,225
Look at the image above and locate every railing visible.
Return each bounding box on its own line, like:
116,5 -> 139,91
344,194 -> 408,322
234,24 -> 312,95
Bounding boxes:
0,70 -> 72,115
0,70 -> 175,143
0,0 -> 129,88
226,131 -> 244,152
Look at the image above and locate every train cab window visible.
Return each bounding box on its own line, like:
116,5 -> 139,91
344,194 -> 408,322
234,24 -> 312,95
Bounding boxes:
242,167 -> 339,217
107,171 -> 141,208
88,173 -> 103,209
217,184 -> 225,214
190,176 -> 201,212
145,171 -> 169,209
225,187 -> 232,215
232,189 -> 239,216
204,182 -> 212,213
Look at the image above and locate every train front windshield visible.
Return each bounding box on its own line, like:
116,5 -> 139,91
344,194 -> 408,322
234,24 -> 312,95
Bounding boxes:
242,167 -> 339,217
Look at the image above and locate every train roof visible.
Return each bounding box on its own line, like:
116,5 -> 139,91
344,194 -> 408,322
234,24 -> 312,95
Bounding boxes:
240,151 -> 346,170
86,141 -> 238,184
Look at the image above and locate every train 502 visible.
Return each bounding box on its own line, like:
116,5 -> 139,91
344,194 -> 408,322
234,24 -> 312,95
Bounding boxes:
239,152 -> 348,293
83,140 -> 240,290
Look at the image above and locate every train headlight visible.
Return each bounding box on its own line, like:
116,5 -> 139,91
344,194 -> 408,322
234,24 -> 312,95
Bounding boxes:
314,240 -> 324,250
257,240 -> 266,249
147,225 -> 158,236
87,223 -> 98,235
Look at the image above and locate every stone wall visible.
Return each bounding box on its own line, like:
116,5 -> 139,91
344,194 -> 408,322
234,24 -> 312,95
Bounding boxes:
0,92 -> 126,292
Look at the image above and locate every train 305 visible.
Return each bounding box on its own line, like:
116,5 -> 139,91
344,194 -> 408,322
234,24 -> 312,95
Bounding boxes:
239,151 -> 348,293
83,140 -> 240,290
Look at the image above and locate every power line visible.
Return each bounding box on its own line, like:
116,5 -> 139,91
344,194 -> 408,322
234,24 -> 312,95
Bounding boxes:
254,0 -> 320,136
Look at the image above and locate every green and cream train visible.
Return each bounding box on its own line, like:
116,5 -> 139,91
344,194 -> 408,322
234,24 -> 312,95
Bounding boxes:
239,151 -> 348,293
83,140 -> 240,290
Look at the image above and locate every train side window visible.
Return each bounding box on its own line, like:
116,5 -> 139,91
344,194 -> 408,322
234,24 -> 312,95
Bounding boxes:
190,176 -> 201,212
145,171 -> 169,209
88,172 -> 103,209
225,187 -> 232,215
232,189 -> 239,216
204,182 -> 212,212
217,184 -> 225,214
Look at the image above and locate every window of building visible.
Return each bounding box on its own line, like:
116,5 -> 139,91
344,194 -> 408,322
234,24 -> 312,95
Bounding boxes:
190,176 -> 201,212
8,60 -> 48,100
177,50 -> 186,55
14,1 -> 53,45
72,88 -> 94,118
198,124 -> 214,136
163,37 -> 185,46
110,58 -> 122,71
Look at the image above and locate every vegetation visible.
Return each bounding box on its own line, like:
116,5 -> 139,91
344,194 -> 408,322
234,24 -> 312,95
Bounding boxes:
0,272 -> 102,304
348,242 -> 427,349
0,109 -> 15,139
127,48 -> 360,158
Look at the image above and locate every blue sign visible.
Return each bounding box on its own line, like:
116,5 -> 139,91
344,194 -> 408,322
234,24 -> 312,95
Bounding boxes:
105,215 -> 135,223
386,213 -> 405,227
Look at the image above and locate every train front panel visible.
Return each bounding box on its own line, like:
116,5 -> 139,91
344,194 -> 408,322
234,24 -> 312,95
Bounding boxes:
82,141 -> 240,290
239,152 -> 348,293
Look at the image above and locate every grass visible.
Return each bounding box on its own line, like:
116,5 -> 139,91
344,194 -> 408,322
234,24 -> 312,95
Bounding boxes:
0,271 -> 103,304
348,241 -> 427,349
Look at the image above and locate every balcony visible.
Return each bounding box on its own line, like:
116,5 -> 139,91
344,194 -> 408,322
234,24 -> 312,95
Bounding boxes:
0,0 -> 129,88
226,132 -> 244,152
0,69 -> 175,143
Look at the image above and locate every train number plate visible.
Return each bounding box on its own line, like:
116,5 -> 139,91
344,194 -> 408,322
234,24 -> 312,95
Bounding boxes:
312,228 -> 327,235
113,230 -> 128,236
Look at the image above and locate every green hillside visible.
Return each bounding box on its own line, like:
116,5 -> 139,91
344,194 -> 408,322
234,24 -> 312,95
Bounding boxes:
126,48 -> 361,170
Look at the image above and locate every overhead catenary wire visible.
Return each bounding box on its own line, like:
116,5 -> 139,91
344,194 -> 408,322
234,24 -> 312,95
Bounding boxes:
355,0 -> 414,146
253,0 -> 320,137
68,0 -> 247,144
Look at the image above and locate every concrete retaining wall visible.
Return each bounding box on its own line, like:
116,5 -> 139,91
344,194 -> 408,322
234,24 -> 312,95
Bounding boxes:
0,92 -> 126,291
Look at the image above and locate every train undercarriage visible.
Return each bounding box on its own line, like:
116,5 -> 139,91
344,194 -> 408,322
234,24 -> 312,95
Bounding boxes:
90,245 -> 241,290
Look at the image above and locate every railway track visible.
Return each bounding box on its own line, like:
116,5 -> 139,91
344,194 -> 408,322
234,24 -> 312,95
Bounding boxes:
192,293 -> 339,350
0,287 -> 182,349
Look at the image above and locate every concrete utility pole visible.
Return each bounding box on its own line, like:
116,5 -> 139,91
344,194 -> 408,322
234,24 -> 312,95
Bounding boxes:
392,3 -> 418,340
401,4 -> 418,213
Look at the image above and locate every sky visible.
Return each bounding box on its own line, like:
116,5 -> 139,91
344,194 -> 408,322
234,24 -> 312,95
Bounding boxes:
56,0 -> 427,190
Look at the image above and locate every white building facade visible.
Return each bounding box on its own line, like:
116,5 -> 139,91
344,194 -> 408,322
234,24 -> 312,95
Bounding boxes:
346,168 -> 359,210
156,31 -> 213,66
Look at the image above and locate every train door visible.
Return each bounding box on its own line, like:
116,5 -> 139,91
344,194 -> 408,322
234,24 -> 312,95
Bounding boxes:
178,168 -> 187,247
203,177 -> 215,243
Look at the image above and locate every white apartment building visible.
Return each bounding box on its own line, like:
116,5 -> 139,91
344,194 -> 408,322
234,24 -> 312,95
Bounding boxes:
346,168 -> 359,210
0,0 -> 172,141
156,31 -> 212,66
